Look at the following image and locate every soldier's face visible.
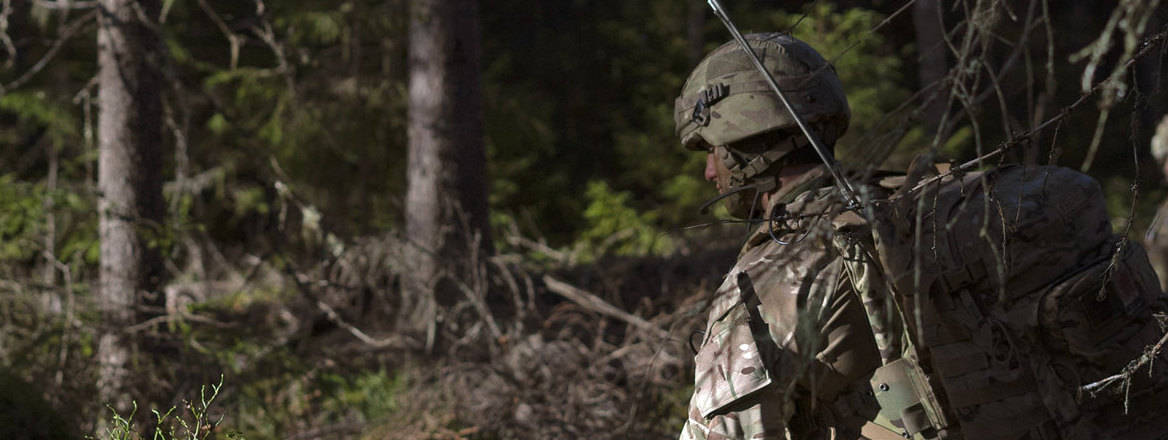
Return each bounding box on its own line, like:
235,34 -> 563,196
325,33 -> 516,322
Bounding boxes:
705,146 -> 733,194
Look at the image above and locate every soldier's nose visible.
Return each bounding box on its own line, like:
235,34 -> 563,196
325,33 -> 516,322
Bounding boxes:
705,153 -> 718,182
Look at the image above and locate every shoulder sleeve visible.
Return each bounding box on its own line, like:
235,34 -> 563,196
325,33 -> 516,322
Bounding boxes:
748,237 -> 882,404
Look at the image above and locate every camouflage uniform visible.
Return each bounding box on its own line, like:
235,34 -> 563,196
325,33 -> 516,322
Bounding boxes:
674,33 -> 881,440
675,32 -> 1168,440
679,169 -> 884,440
681,164 -> 1168,440
1145,199 -> 1168,292
1144,115 -> 1168,292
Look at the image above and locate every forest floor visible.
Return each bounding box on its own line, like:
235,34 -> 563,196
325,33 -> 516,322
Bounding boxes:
3,228 -> 741,440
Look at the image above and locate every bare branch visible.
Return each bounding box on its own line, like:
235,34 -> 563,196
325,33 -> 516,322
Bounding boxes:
0,9 -> 96,94
33,0 -> 97,10
196,0 -> 242,70
543,275 -> 669,339
287,267 -> 418,350
910,26 -> 1168,193
0,0 -> 16,70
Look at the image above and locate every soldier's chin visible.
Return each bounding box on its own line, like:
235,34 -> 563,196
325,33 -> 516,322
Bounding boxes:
725,191 -> 763,219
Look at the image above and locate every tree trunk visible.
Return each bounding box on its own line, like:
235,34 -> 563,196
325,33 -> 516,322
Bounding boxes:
42,140 -> 60,315
95,0 -> 164,423
405,0 -> 489,348
1136,13 -> 1165,144
913,0 -> 948,139
687,0 -> 706,65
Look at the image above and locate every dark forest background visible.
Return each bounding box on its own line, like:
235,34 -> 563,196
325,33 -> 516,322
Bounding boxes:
1,0 -> 1166,438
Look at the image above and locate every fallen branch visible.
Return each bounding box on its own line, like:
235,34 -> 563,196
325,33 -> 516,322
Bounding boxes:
287,268 -> 417,350
543,275 -> 668,339
124,311 -> 236,334
505,234 -> 576,265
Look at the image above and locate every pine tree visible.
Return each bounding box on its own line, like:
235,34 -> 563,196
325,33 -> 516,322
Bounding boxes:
404,0 -> 489,347
95,0 -> 165,422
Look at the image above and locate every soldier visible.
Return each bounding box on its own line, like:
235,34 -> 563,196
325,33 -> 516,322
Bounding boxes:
675,33 -> 883,440
1144,116 -> 1168,291
676,33 -> 1168,440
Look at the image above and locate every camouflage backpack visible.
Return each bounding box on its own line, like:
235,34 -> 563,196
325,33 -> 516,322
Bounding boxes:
843,164 -> 1168,440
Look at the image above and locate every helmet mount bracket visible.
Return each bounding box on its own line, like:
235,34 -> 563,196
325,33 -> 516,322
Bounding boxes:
692,83 -> 729,126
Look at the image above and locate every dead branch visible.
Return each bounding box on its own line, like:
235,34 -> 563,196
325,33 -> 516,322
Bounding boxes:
1080,328 -> 1168,414
196,0 -> 243,70
33,0 -> 97,10
123,310 -> 236,334
505,234 -> 576,265
543,275 -> 668,339
0,0 -> 15,70
910,26 -> 1168,192
286,266 -> 418,350
0,9 -> 96,94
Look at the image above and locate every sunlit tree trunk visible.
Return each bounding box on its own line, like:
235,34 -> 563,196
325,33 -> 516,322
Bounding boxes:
95,0 -> 164,424
405,0 -> 488,348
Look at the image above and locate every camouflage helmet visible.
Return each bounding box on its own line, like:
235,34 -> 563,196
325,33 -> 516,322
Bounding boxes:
674,33 -> 849,156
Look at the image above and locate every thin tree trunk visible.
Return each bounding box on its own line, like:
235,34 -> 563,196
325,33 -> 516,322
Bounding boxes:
95,0 -> 164,424
687,0 -> 706,65
405,0 -> 488,350
914,0 -> 948,138
41,140 -> 60,315
1136,13 -> 1165,143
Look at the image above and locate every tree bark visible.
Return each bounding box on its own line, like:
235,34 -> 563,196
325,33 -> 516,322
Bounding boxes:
913,0 -> 948,138
42,140 -> 60,315
406,0 -> 489,349
1136,13 -> 1166,144
687,0 -> 706,65
95,0 -> 164,422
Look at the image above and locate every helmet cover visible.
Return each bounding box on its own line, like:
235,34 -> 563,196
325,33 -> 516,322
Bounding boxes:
674,33 -> 849,152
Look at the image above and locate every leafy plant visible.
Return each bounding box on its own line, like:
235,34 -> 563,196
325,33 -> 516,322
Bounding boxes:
577,180 -> 674,259
98,376 -> 239,440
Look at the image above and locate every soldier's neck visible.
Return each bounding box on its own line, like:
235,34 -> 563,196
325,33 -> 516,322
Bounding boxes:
761,163 -> 824,212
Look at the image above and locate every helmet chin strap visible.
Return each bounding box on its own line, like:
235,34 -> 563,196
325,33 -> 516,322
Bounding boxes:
698,175 -> 777,215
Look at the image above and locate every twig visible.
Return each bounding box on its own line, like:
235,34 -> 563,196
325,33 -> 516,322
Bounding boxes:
248,0 -> 296,94
909,27 -> 1168,193
286,267 -> 417,350
33,0 -> 98,9
124,311 -> 236,334
505,234 -> 576,265
196,0 -> 242,70
0,0 -> 16,70
1080,329 -> 1168,414
0,10 -> 97,94
446,227 -> 504,342
543,275 -> 668,339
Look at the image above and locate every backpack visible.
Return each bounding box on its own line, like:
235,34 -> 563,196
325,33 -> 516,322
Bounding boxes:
847,164 -> 1168,440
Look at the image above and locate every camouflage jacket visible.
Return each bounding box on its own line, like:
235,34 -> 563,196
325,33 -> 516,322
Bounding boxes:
1143,198 -> 1168,292
679,168 -> 883,440
681,165 -> 1168,440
